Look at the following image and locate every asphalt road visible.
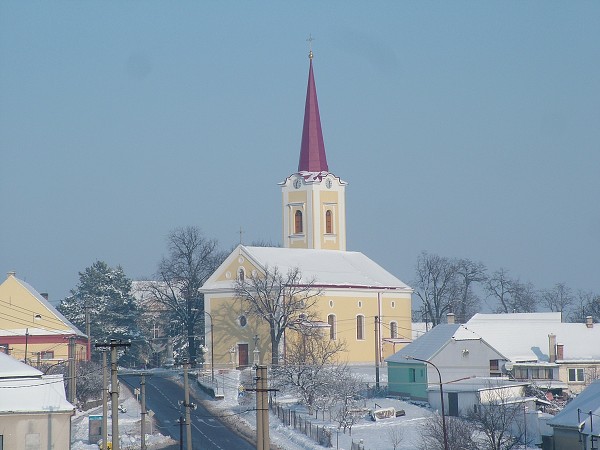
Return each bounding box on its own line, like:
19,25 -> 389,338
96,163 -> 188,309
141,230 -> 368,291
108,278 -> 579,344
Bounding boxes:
120,373 -> 255,450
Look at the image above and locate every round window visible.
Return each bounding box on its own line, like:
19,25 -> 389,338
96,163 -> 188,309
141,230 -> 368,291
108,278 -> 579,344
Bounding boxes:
239,315 -> 247,327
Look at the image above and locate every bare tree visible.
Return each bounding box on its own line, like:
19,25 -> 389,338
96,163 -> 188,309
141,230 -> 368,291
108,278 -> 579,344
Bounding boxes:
468,388 -> 527,450
332,370 -> 364,434
234,266 -> 322,365
413,252 -> 460,326
145,227 -> 226,363
418,413 -> 477,450
272,325 -> 346,414
486,269 -> 537,313
385,425 -> 405,450
455,258 -> 487,323
541,282 -> 573,316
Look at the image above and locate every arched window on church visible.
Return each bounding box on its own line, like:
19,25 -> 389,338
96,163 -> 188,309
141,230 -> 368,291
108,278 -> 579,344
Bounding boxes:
325,210 -> 333,234
390,321 -> 398,339
328,314 -> 336,340
238,268 -> 245,281
356,315 -> 365,340
295,210 -> 303,234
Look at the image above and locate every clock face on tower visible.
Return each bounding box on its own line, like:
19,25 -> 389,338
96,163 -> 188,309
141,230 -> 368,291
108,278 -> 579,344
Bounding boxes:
294,178 -> 302,189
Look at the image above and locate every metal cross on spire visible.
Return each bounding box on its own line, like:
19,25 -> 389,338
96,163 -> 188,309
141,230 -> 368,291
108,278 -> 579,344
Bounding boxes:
307,34 -> 314,59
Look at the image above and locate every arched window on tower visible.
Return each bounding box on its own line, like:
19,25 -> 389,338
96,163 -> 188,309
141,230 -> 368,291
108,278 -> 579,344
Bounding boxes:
327,314 -> 336,340
325,210 -> 333,234
356,315 -> 365,340
390,321 -> 398,339
295,210 -> 303,234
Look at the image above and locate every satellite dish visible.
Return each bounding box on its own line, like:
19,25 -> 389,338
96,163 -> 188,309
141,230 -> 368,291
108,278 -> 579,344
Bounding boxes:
504,362 -> 514,372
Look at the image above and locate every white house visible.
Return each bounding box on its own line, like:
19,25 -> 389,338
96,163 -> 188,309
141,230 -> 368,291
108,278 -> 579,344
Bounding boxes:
0,352 -> 74,449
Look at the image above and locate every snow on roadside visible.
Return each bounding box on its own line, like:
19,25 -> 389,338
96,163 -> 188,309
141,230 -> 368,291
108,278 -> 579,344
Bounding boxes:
71,383 -> 176,450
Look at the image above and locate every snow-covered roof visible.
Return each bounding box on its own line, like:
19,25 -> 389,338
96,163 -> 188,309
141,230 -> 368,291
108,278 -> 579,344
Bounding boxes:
201,245 -> 412,292
386,324 -> 465,363
0,353 -> 73,413
548,379 -> 600,429
427,377 -> 529,393
0,351 -> 42,378
464,313 -> 600,363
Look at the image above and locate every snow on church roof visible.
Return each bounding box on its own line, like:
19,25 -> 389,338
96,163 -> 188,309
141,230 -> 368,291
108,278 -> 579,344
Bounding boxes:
201,245 -> 412,292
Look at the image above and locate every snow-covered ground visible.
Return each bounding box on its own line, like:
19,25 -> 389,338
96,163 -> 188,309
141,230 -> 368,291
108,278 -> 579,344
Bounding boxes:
71,364 -> 432,449
194,364 -> 433,450
71,385 -> 176,450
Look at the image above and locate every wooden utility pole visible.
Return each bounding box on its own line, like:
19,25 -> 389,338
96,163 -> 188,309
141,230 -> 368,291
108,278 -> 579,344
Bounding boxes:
95,340 -> 131,450
68,335 -> 77,403
140,373 -> 148,450
182,361 -> 193,450
101,350 -> 108,449
375,316 -> 380,390
251,365 -> 271,450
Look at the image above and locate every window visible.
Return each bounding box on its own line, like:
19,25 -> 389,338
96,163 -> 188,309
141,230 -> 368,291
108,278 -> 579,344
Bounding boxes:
328,314 -> 336,340
490,360 -> 499,371
294,210 -> 303,234
40,351 -> 54,360
390,322 -> 398,339
409,368 -> 416,383
569,368 -> 585,382
325,210 -> 333,234
239,315 -> 248,327
0,344 -> 8,355
356,315 -> 365,340
238,268 -> 245,281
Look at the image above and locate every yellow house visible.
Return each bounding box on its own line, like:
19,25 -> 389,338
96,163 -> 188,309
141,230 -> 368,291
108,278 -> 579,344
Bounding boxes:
0,271 -> 88,365
200,51 -> 412,367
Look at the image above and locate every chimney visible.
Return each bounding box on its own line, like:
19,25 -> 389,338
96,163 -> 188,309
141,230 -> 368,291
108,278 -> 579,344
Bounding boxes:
549,334 -> 557,363
586,316 -> 594,328
556,343 -> 564,360
447,313 -> 455,324
40,293 -> 49,301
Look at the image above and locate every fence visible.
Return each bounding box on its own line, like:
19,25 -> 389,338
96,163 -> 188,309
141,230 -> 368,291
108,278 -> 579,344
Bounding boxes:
270,401 -> 333,447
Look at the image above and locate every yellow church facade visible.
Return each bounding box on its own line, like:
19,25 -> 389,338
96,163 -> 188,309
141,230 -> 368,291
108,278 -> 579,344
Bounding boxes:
200,51 -> 412,367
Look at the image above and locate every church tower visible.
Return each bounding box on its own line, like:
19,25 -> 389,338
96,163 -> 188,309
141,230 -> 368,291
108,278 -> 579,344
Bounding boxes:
281,51 -> 347,250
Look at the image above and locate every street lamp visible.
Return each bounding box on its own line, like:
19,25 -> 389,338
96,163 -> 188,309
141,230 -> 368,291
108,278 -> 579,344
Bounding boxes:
201,311 -> 215,383
405,355 -> 449,450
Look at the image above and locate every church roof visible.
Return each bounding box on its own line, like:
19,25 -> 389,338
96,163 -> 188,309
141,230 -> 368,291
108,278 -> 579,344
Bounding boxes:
201,245 -> 412,292
298,53 -> 328,173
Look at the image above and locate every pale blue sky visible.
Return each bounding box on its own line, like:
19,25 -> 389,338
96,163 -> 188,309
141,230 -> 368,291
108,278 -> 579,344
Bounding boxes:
1,2 -> 599,304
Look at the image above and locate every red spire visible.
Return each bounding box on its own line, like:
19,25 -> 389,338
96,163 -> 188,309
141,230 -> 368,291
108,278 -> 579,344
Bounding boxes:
298,53 -> 328,172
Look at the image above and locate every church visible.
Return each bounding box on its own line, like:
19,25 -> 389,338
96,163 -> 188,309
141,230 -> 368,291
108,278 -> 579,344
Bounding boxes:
200,51 -> 412,367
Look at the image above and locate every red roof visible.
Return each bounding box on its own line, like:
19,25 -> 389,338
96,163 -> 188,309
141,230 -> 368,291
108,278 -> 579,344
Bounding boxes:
298,56 -> 328,172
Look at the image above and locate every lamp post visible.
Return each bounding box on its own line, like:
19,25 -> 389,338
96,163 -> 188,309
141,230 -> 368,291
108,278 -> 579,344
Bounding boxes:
405,355 -> 449,450
201,311 -> 215,383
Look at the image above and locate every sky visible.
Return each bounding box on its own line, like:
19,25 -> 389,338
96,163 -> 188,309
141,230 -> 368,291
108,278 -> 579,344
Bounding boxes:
1,1 -> 599,306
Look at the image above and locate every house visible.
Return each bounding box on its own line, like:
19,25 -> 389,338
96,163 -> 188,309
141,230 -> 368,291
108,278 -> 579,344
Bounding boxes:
385,321 -> 506,400
546,379 -> 600,450
199,51 -> 413,367
0,352 -> 74,449
0,271 -> 88,365
465,313 -> 600,394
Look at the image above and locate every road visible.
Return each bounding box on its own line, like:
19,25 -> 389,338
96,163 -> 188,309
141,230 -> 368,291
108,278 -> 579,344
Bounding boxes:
120,372 -> 255,450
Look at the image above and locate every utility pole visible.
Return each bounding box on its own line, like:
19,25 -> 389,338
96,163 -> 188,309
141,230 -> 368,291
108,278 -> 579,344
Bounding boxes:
374,316 -> 380,390
95,340 -> 131,450
182,360 -> 193,450
101,349 -> 108,450
247,365 -> 274,450
140,372 -> 151,450
84,300 -> 92,361
68,335 -> 77,403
